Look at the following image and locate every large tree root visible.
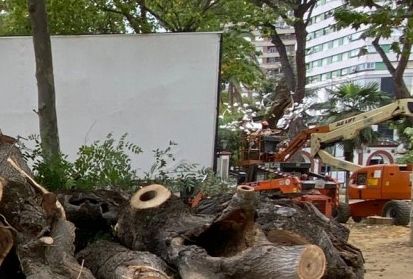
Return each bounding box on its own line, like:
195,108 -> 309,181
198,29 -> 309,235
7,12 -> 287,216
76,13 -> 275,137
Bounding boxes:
77,240 -> 171,279
116,184 -> 326,279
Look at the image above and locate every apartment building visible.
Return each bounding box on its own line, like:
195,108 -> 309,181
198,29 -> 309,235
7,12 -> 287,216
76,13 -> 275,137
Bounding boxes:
252,25 -> 296,78
305,0 -> 413,94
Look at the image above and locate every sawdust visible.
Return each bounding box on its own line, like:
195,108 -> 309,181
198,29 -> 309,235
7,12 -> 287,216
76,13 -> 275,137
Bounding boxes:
347,222 -> 413,279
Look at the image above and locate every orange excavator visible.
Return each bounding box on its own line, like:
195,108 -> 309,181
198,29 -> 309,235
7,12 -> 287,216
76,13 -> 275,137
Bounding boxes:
241,98 -> 413,225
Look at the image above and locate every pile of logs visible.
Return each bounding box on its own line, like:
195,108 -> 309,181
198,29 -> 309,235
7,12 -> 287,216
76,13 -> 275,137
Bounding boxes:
0,142 -> 364,278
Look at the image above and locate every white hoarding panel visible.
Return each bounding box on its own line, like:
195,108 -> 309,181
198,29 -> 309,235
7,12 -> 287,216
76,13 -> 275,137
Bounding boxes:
0,33 -> 221,173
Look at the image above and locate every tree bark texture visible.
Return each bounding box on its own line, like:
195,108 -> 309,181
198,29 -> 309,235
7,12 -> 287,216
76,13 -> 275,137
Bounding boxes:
195,194 -> 364,279
116,185 -> 326,279
271,32 -> 296,92
77,240 -> 171,279
0,142 -> 94,279
266,79 -> 292,129
28,0 -> 60,160
58,189 -> 129,252
293,20 -> 308,103
256,198 -> 364,279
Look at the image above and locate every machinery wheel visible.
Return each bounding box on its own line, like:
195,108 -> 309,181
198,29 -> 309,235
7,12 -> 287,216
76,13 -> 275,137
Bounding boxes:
382,200 -> 411,226
333,202 -> 351,223
352,216 -> 363,223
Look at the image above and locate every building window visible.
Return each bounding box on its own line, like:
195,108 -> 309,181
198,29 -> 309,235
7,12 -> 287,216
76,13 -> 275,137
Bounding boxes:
377,124 -> 394,140
266,57 -> 279,63
268,46 -> 277,53
331,70 -> 340,78
286,45 -> 295,53
332,54 -> 342,63
356,173 -> 367,185
349,49 -> 359,57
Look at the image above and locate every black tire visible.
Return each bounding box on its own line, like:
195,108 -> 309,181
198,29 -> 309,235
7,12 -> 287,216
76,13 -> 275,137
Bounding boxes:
382,200 -> 411,226
333,202 -> 351,223
352,216 -> 363,223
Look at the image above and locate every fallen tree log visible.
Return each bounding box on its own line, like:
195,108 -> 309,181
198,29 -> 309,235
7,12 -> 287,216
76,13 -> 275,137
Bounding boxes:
58,189 -> 129,251
0,143 -> 94,279
257,197 -> 364,279
195,194 -> 364,279
77,240 -> 171,279
116,184 -> 326,279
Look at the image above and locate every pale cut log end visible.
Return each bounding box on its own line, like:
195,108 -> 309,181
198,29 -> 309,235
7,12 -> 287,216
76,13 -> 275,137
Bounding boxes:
236,185 -> 255,200
128,265 -> 170,279
130,184 -> 171,209
0,176 -> 5,202
298,245 -> 326,279
39,236 -> 54,245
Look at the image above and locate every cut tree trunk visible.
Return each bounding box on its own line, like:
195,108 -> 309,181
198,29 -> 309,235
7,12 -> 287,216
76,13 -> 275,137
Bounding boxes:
77,240 -> 171,279
256,198 -> 364,279
0,143 -> 94,279
195,194 -> 364,279
58,189 -> 129,251
116,184 -> 326,279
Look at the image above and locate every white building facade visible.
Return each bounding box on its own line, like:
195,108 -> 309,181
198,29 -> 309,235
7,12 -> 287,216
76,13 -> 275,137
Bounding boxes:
306,0 -> 413,93
252,26 -> 296,77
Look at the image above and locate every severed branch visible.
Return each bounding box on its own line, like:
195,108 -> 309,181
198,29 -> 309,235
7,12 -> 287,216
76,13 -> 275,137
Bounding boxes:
7,157 -> 66,220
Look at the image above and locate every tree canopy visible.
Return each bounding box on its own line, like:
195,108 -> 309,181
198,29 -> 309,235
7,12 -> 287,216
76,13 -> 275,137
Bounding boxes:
0,0 -> 126,35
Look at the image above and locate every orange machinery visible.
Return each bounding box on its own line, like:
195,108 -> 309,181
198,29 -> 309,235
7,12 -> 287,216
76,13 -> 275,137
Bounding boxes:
346,164 -> 412,224
241,98 -> 413,225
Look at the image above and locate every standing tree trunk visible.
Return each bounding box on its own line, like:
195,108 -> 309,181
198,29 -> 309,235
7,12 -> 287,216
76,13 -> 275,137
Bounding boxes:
28,0 -> 60,161
294,20 -> 308,103
270,32 -> 296,92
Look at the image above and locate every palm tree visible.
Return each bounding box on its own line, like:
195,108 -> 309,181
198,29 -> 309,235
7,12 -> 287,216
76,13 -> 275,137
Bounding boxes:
312,82 -> 391,164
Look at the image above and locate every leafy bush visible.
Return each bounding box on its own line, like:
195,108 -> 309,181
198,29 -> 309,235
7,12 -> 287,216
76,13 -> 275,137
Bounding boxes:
397,127 -> 413,164
23,134 -> 234,196
140,141 -> 235,197
22,135 -> 75,190
22,133 -> 142,190
73,133 -> 142,189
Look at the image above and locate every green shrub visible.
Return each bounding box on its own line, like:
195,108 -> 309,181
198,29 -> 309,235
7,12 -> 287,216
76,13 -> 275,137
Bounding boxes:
397,127 -> 413,164
140,141 -> 235,197
22,133 -> 142,190
22,135 -> 75,190
23,135 -> 234,195
73,133 -> 142,189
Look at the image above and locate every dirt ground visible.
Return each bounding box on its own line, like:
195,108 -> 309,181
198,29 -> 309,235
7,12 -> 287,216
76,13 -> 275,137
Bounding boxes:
347,222 -> 413,278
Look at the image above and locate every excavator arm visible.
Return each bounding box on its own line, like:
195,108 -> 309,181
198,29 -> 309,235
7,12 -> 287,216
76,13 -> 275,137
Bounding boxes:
275,98 -> 413,172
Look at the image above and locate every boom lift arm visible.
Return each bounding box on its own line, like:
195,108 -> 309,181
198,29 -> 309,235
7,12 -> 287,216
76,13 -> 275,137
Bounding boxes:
276,98 -> 413,172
